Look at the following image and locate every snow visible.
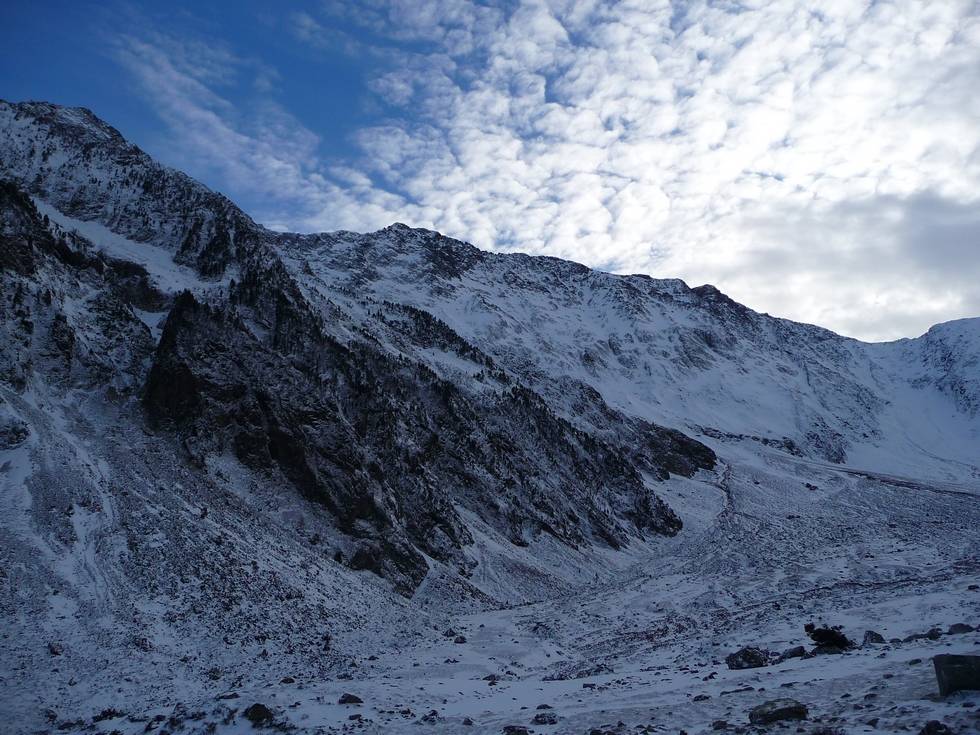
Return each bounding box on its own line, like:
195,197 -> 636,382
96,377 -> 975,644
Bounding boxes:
33,198 -> 223,296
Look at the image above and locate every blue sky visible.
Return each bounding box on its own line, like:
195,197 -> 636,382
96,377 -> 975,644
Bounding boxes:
3,1 -> 980,342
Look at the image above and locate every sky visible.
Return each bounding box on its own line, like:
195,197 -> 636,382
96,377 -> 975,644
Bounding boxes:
2,0 -> 979,342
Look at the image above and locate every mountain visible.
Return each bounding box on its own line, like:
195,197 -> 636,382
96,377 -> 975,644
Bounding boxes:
1,100 -> 978,734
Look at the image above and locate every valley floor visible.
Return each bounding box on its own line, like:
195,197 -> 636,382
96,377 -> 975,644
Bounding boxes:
3,434 -> 979,735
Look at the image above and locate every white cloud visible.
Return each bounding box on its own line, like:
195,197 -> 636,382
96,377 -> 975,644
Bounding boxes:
119,1 -> 980,341
114,32 -> 411,234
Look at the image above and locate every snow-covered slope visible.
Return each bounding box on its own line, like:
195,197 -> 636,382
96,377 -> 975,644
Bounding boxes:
1,100 -> 978,735
282,225 -> 980,484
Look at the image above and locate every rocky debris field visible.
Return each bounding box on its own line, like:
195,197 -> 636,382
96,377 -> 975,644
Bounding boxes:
3,432 -> 979,734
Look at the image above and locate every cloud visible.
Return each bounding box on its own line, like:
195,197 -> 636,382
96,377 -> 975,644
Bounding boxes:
117,1 -> 980,341
727,192 -> 980,341
113,30 -> 412,234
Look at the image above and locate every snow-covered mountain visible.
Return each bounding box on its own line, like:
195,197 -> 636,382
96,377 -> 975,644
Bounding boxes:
1,100 -> 978,735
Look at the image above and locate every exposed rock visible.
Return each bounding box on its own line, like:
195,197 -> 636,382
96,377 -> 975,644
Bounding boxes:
242,703 -> 274,727
47,642 -> 64,656
747,699 -> 808,725
780,645 -> 807,660
918,721 -> 953,735
0,415 -> 29,449
338,693 -> 363,705
947,623 -> 975,635
933,654 -> 980,697
862,630 -> 886,646
726,647 -> 769,670
503,726 -> 530,735
462,717 -> 474,725
531,711 -> 559,725
805,623 -> 854,650
92,708 -> 124,722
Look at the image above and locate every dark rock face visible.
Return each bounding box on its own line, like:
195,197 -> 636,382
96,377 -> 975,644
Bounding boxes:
748,699 -> 808,725
0,179 -> 155,395
932,654 -> 980,697
338,693 -> 363,705
143,260 -> 709,592
725,647 -> 769,670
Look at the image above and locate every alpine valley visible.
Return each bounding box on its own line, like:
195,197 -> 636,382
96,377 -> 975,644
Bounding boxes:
1,100 -> 978,735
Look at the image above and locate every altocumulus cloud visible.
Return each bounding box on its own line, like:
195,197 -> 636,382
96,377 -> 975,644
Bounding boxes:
117,1 -> 980,342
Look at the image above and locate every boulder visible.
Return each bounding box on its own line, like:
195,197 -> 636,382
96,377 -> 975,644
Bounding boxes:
748,698 -> 808,725
531,711 -> 559,725
947,623 -> 975,635
805,624 -> 853,649
933,654 -> 980,697
918,721 -> 953,735
862,630 -> 886,646
725,647 -> 768,670
780,645 -> 806,660
243,703 -> 274,727
338,693 -> 363,705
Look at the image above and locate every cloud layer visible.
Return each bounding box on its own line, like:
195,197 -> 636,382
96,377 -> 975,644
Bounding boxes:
115,1 -> 980,341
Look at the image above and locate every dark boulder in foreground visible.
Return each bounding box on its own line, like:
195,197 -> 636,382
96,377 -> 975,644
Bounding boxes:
748,699 -> 808,725
243,703 -> 274,727
932,654 -> 980,697
779,645 -> 806,661
726,647 -> 769,670
919,721 -> 954,735
862,630 -> 886,646
946,623 -> 975,635
805,623 -> 854,650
